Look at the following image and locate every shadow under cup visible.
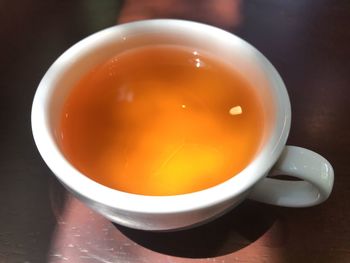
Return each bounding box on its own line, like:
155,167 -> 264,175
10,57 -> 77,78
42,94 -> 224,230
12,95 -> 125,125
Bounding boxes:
32,20 -> 290,230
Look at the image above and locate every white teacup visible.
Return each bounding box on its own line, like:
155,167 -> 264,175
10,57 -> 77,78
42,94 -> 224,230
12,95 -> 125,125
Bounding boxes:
31,20 -> 334,231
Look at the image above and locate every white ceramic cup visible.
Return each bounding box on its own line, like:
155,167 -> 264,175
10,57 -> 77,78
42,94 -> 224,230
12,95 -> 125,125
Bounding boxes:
31,19 -> 334,231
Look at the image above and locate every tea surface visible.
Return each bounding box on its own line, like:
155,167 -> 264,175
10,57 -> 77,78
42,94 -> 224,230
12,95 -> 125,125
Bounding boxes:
59,45 -> 264,195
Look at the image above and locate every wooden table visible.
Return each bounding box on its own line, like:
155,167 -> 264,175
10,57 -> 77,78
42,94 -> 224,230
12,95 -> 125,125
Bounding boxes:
1,1 -> 349,262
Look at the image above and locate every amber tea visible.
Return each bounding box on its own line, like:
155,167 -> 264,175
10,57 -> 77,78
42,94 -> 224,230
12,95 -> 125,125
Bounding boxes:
58,45 -> 264,196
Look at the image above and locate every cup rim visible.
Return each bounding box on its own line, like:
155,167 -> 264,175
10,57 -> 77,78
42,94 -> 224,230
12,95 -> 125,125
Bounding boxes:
31,19 -> 291,214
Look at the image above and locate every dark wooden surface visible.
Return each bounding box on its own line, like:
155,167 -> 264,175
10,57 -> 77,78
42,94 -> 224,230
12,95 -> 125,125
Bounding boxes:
1,1 -> 349,262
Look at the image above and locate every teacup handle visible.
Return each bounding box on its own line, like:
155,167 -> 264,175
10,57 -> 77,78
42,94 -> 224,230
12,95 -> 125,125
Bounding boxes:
249,146 -> 334,207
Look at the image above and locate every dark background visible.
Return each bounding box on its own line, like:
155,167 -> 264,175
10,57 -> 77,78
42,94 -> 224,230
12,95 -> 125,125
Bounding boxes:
1,0 -> 349,262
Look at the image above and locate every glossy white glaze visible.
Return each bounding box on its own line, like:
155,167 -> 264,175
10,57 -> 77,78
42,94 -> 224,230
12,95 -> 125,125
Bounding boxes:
249,146 -> 334,207
31,19 -> 333,230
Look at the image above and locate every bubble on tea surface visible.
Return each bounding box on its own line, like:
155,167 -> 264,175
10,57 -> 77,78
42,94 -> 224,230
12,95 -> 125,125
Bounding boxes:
229,106 -> 242,115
